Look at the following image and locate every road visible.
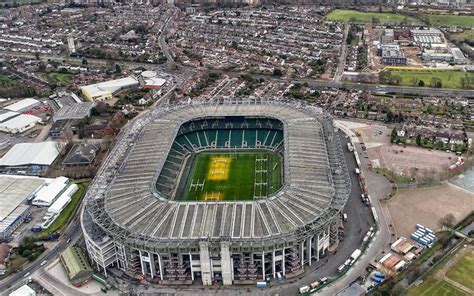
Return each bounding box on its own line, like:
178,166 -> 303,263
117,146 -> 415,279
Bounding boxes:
334,24 -> 349,83
317,136 -> 393,295
0,212 -> 83,295
159,9 -> 178,67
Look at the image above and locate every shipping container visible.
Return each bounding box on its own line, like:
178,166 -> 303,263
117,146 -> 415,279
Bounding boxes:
256,281 -> 267,289
410,234 -> 420,241
416,224 -> 424,230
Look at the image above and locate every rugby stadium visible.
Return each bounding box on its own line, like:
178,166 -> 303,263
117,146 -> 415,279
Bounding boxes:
81,98 -> 351,285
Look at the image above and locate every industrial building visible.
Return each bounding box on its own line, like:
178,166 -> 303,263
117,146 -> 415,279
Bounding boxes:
4,98 -> 41,113
80,76 -> 139,102
0,141 -> 62,175
60,246 -> 94,287
0,175 -> 45,240
378,44 -> 407,66
31,176 -> 69,207
82,98 -> 351,285
0,114 -> 42,134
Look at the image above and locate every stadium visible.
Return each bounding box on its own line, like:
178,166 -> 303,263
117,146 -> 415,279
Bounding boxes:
81,98 -> 351,285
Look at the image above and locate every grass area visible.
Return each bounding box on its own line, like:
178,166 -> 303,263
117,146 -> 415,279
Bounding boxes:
0,74 -> 14,83
41,181 -> 89,234
449,30 -> 474,43
325,9 -> 421,24
408,276 -> 468,296
375,167 -> 414,185
182,151 -> 281,201
427,15 -> 474,28
384,68 -> 474,89
0,255 -> 28,280
47,72 -> 73,85
446,250 -> 474,290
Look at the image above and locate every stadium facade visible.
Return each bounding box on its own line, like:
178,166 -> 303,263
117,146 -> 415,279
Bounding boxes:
81,98 -> 351,285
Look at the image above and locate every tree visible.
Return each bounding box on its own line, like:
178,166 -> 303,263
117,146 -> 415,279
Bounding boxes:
430,77 -> 442,88
391,282 -> 407,296
272,68 -> 282,76
391,127 -> 398,143
115,63 -> 122,74
82,58 -> 88,65
410,76 -> 419,86
438,213 -> 455,230
418,80 -> 425,87
416,134 -> 422,146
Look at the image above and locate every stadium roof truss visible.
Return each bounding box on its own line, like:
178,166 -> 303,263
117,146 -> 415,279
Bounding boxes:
84,98 -> 351,249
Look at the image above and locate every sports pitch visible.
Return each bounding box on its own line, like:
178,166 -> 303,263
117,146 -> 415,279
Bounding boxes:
182,151 -> 282,201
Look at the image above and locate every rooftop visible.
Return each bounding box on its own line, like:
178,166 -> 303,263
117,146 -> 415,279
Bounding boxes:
0,141 -> 61,167
4,98 -> 40,112
0,175 -> 45,221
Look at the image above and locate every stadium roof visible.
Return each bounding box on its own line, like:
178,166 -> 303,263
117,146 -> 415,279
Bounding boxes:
0,175 -> 45,221
4,98 -> 40,112
0,141 -> 60,167
85,100 -> 350,247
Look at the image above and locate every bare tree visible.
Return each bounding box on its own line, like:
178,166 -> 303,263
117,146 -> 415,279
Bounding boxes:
438,213 -> 456,230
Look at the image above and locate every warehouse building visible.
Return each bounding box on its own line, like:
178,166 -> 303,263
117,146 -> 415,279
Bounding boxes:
0,141 -> 62,175
4,98 -> 41,113
80,76 -> 139,102
60,246 -> 93,287
31,176 -> 69,207
0,175 -> 45,240
0,114 -> 42,134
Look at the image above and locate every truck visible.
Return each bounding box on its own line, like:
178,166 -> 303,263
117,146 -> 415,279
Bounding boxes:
354,151 -> 361,167
299,285 -> 310,294
256,281 -> 267,289
350,249 -> 362,262
276,272 -> 284,283
343,213 -> 348,221
347,143 -> 354,152
320,277 -> 328,284
337,264 -> 346,273
355,168 -> 360,175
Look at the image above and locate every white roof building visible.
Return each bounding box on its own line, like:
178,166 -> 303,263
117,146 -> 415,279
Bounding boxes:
0,142 -> 61,167
0,111 -> 19,123
48,183 -> 78,214
0,114 -> 42,134
9,284 -> 36,296
4,98 -> 40,112
32,176 -> 69,207
80,76 -> 139,101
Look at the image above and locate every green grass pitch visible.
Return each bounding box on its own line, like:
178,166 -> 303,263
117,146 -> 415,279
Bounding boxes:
182,151 -> 282,201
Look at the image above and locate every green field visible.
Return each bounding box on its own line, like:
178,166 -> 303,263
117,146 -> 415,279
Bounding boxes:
325,9 -> 421,24
384,68 -> 474,89
446,250 -> 474,290
427,15 -> 474,28
449,30 -> 474,43
182,151 -> 282,201
47,72 -> 73,85
408,276 -> 468,296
